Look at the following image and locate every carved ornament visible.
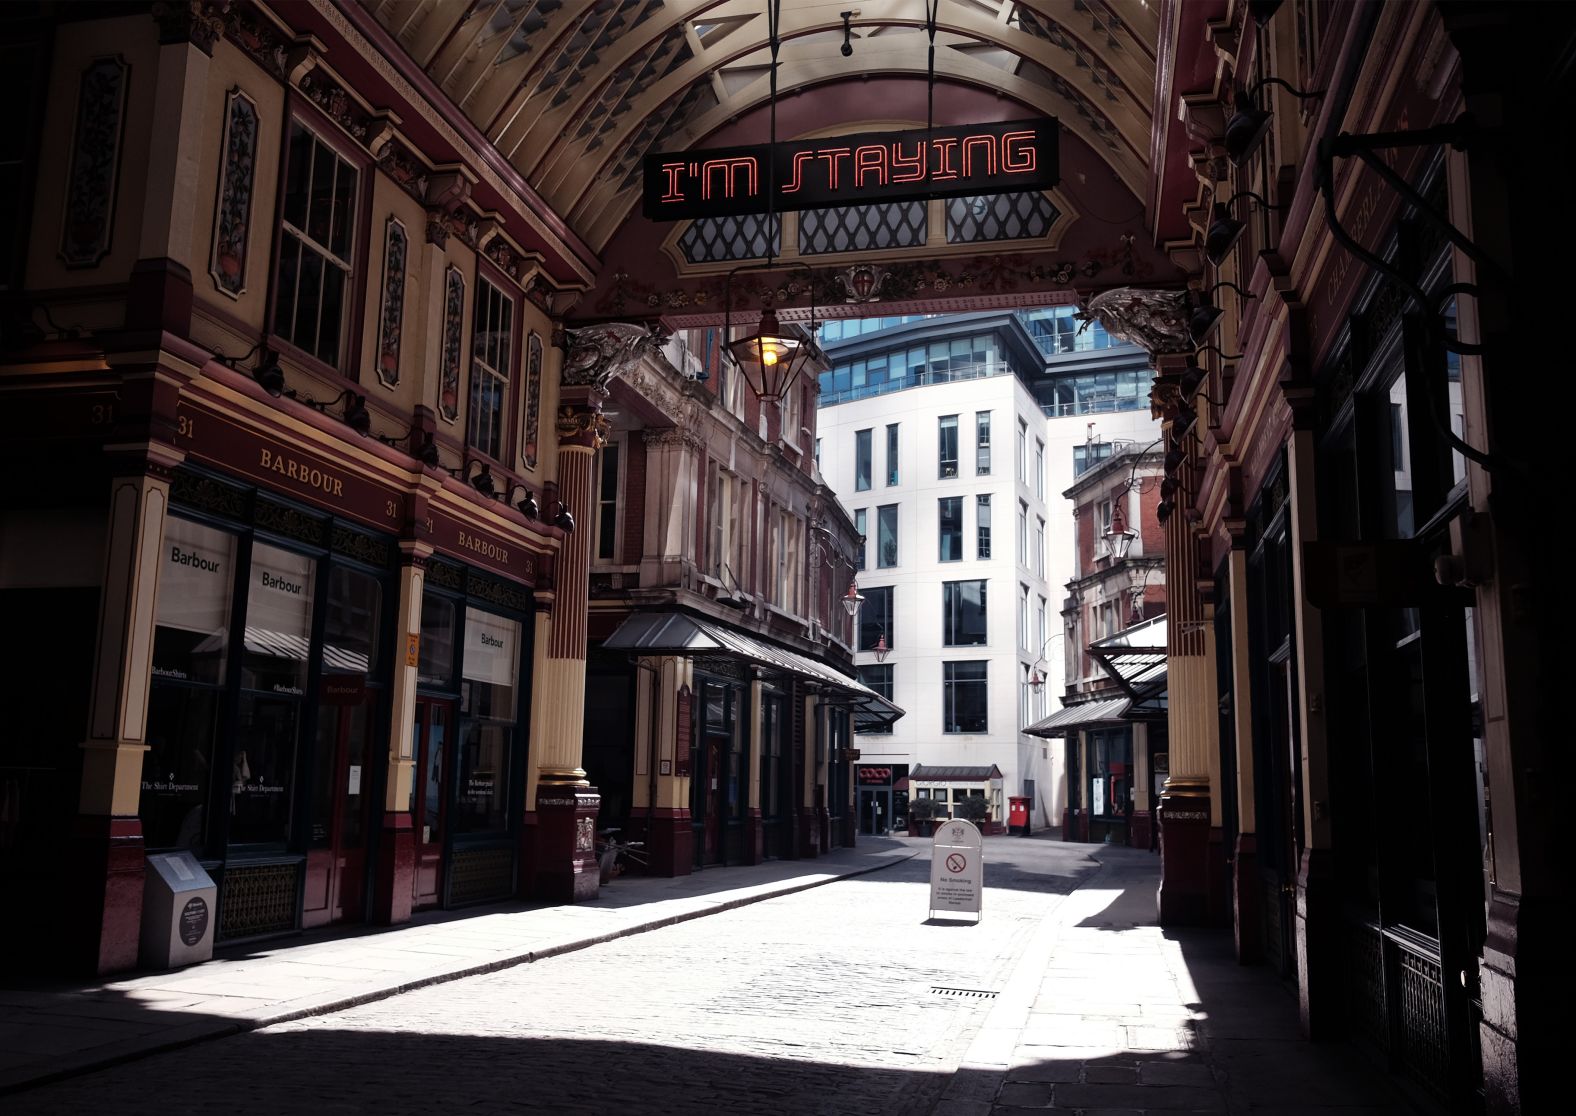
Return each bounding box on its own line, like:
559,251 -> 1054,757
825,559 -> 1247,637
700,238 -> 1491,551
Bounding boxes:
561,322 -> 663,393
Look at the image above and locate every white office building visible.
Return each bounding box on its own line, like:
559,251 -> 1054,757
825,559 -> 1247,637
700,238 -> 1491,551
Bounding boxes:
814,308 -> 1159,832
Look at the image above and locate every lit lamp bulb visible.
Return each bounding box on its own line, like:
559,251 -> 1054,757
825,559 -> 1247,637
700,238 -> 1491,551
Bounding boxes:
762,348 -> 778,366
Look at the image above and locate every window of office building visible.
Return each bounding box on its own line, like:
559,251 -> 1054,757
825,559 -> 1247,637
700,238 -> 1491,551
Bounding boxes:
938,415 -> 959,478
1035,440 -> 1045,499
1035,517 -> 1045,577
976,411 -> 992,474
1018,501 -> 1028,565
854,428 -> 872,491
854,508 -> 867,571
886,424 -> 899,486
976,495 -> 992,559
1017,417 -> 1028,483
938,497 -> 963,562
877,504 -> 898,568
943,580 -> 988,646
857,664 -> 894,735
859,586 -> 894,652
943,661 -> 988,733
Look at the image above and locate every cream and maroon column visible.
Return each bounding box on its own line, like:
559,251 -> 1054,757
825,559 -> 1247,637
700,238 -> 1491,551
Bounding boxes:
373,541 -> 429,924
529,399 -> 606,901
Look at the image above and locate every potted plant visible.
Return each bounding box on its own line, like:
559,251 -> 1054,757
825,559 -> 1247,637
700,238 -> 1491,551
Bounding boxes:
957,794 -> 991,832
908,796 -> 938,837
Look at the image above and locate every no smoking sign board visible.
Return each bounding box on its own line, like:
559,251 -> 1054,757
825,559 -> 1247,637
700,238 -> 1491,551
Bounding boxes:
929,819 -> 983,922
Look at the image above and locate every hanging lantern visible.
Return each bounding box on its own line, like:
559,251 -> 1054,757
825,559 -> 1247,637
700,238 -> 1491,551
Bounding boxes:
727,305 -> 814,402
842,581 -> 865,618
1029,668 -> 1045,692
873,633 -> 890,663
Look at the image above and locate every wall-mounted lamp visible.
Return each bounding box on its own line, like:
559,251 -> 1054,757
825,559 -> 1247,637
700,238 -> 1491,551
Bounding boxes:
1225,77 -> 1325,167
1104,507 -> 1137,561
553,500 -> 575,533
213,340 -> 286,398
839,9 -> 859,56
294,387 -> 371,436
1205,191 -> 1285,265
374,423 -> 441,468
512,486 -> 540,520
1188,281 -> 1256,344
842,581 -> 865,618
467,461 -> 497,498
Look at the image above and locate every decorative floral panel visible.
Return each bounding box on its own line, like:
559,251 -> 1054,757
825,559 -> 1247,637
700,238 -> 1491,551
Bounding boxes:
438,266 -> 465,423
522,331 -> 544,471
375,217 -> 408,388
210,87 -> 258,297
60,56 -> 129,268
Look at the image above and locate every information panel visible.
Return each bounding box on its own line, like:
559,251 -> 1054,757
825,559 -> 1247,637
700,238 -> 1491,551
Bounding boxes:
929,818 -> 984,922
643,117 -> 1059,220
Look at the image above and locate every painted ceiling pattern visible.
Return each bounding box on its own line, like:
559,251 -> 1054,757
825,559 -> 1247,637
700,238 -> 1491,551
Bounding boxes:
361,0 -> 1158,252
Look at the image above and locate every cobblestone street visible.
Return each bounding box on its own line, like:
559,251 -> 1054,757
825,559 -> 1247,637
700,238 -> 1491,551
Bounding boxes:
5,838 -> 1406,1114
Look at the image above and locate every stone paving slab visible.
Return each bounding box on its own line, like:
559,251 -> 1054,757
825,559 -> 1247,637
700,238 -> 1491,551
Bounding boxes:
0,841 -> 916,1096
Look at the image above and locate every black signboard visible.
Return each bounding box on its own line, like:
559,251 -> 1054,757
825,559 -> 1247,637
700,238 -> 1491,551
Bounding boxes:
643,117 -> 1059,221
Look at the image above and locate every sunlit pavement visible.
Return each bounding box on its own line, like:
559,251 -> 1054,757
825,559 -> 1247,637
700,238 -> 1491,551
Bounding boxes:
3,836 -> 1405,1113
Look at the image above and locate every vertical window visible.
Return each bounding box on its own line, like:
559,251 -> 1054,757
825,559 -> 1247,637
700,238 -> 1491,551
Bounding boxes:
1035,440 -> 1045,499
1035,517 -> 1045,577
1020,664 -> 1033,729
943,661 -> 988,733
1018,501 -> 1028,565
877,504 -> 898,568
857,664 -> 894,735
938,415 -> 959,477
854,508 -> 867,571
976,411 -> 992,475
596,442 -> 621,562
1019,583 -> 1030,649
943,580 -> 988,646
938,497 -> 963,561
467,275 -> 514,460
457,609 -> 520,834
976,495 -> 992,559
273,123 -> 358,367
814,438 -> 821,470
859,585 -> 894,651
1037,596 -> 1048,656
1017,417 -> 1028,483
886,423 -> 900,486
855,428 -> 872,491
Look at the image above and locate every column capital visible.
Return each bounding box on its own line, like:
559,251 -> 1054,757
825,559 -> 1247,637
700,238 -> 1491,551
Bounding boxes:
556,403 -> 610,450
152,1 -> 229,55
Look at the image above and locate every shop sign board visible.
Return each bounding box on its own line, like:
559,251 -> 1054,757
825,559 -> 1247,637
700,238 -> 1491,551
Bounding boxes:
929,818 -> 983,922
644,117 -> 1059,220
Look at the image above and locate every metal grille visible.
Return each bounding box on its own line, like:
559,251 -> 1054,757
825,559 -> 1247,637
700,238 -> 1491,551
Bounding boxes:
1346,922 -> 1388,1051
448,846 -> 515,906
678,214 -> 779,263
1394,941 -> 1448,1092
218,863 -> 299,940
798,202 -> 926,254
946,192 -> 1059,243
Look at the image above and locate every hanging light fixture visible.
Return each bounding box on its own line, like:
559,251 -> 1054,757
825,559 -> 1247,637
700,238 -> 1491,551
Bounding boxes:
252,349 -> 285,397
1205,191 -> 1286,265
553,501 -> 575,533
512,485 -> 540,520
1029,667 -> 1045,692
1104,507 -> 1137,561
1224,77 -> 1325,167
842,581 -> 865,618
722,1 -> 819,405
872,633 -> 890,663
1187,281 -> 1255,344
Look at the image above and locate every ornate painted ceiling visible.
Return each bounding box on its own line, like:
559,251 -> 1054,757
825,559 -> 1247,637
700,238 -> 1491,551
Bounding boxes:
359,0 -> 1161,253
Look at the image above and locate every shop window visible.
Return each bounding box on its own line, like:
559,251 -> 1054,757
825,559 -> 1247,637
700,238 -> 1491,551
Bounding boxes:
761,695 -> 784,816
231,542 -> 316,846
943,661 -> 988,733
418,594 -> 456,689
943,580 -> 988,646
938,497 -> 963,561
322,565 -> 381,675
456,609 -> 520,835
273,122 -> 358,368
467,275 -> 514,461
151,517 -> 237,686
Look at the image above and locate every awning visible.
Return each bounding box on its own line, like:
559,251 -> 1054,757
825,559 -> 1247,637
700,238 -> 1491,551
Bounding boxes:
1024,695 -> 1132,737
908,764 -> 1003,782
1089,615 -> 1168,702
602,610 -> 905,731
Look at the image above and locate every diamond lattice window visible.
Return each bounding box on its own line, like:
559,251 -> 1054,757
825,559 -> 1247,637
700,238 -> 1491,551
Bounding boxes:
946,193 -> 1060,243
798,202 -> 927,255
678,214 -> 781,264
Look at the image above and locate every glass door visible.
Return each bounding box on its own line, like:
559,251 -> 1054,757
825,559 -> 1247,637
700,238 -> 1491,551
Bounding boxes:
307,699 -> 372,924
411,698 -> 452,909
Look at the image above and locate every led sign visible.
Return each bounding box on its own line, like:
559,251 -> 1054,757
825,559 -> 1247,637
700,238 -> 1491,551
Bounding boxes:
642,117 -> 1059,221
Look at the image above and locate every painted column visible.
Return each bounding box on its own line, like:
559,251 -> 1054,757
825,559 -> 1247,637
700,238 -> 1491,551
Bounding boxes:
76,460 -> 179,973
1156,353 -> 1215,927
746,676 -> 764,864
1286,427 -> 1336,1036
372,543 -> 428,924
1226,546 -> 1262,962
528,405 -> 602,901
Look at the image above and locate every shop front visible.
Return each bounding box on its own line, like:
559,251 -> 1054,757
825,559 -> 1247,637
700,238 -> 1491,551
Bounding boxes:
907,765 -> 1004,831
855,764 -> 908,836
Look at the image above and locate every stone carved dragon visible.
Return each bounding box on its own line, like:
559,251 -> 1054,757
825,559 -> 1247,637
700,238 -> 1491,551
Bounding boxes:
562,322 -> 665,393
1073,287 -> 1195,357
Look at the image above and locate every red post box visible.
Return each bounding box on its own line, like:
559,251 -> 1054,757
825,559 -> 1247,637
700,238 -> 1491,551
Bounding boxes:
1008,796 -> 1031,836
